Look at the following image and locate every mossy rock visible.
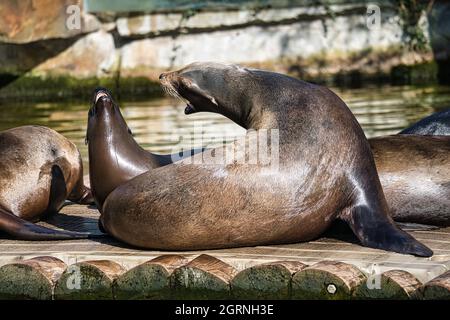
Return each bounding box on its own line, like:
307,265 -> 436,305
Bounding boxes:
171,254 -> 237,300
353,270 -> 422,299
421,270 -> 450,300
292,260 -> 366,300
113,255 -> 188,300
0,75 -> 162,102
0,256 -> 66,300
54,260 -> 125,300
231,261 -> 306,299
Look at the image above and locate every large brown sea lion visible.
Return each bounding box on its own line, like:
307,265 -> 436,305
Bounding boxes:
0,125 -> 94,240
86,88 -> 204,211
100,62 -> 432,256
370,135 -> 450,226
400,108 -> 450,135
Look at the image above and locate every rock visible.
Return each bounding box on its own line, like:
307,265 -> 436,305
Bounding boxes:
54,260 -> 125,300
34,30 -> 118,77
0,256 -> 66,300
113,255 -> 189,300
353,270 -> 422,299
171,254 -> 237,299
115,6 -> 370,38
421,270 -> 450,300
291,260 -> 367,299
231,261 -> 307,299
0,0 -> 101,44
117,13 -> 183,37
119,7 -> 409,79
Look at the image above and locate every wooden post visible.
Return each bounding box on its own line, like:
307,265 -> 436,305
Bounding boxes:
231,261 -> 307,299
113,255 -> 189,300
421,270 -> 450,300
171,254 -> 237,299
54,260 -> 125,300
353,270 -> 422,299
291,260 -> 366,299
0,256 -> 66,300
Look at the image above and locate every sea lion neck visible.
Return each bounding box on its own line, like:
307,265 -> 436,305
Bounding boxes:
88,108 -> 135,151
87,100 -> 164,210
214,88 -> 274,130
243,102 -> 277,130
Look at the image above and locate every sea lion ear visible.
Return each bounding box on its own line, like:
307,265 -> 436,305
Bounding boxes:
84,136 -> 88,145
188,82 -> 218,107
128,127 -> 133,136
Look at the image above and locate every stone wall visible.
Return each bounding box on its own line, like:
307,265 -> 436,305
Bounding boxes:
0,0 -> 448,99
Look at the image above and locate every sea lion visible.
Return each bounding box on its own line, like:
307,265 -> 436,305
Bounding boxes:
0,125 -> 94,240
400,108 -> 450,135
370,134 -> 450,226
100,62 -> 431,256
86,87 -> 204,211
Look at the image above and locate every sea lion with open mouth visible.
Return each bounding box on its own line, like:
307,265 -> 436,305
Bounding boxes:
101,62 -> 432,256
0,125 -> 94,240
86,87 -> 204,212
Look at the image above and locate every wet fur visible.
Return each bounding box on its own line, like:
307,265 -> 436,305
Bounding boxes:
371,134 -> 450,226
0,125 -> 93,240
400,109 -> 450,135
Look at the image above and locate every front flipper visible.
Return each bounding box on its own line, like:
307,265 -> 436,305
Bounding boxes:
0,208 -> 95,240
68,186 -> 94,205
341,205 -> 433,257
65,163 -> 95,205
47,164 -> 68,214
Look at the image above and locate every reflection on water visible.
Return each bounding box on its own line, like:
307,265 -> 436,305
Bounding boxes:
1,85 -> 450,168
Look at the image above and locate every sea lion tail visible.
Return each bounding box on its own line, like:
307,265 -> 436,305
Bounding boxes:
0,208 -> 96,240
341,205 -> 433,257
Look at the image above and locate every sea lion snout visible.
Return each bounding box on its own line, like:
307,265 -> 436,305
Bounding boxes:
92,87 -> 112,103
89,91 -> 116,118
159,71 -> 179,90
95,91 -> 108,104
159,72 -> 168,80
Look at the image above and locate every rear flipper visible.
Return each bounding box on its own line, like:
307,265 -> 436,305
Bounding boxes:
341,205 -> 433,257
0,208 -> 99,240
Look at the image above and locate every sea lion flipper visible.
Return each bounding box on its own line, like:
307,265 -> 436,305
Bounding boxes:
0,208 -> 93,240
396,222 -> 439,231
47,164 -> 68,214
342,205 -> 433,257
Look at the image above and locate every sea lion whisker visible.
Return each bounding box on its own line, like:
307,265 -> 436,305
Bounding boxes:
161,82 -> 187,104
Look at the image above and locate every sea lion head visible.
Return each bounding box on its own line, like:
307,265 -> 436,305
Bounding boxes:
86,87 -> 132,145
160,62 -> 253,127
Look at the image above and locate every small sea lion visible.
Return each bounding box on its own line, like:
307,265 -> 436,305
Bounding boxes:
86,87 -> 204,211
0,125 -> 94,240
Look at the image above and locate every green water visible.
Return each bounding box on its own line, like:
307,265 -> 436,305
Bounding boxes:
1,85 -> 450,168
